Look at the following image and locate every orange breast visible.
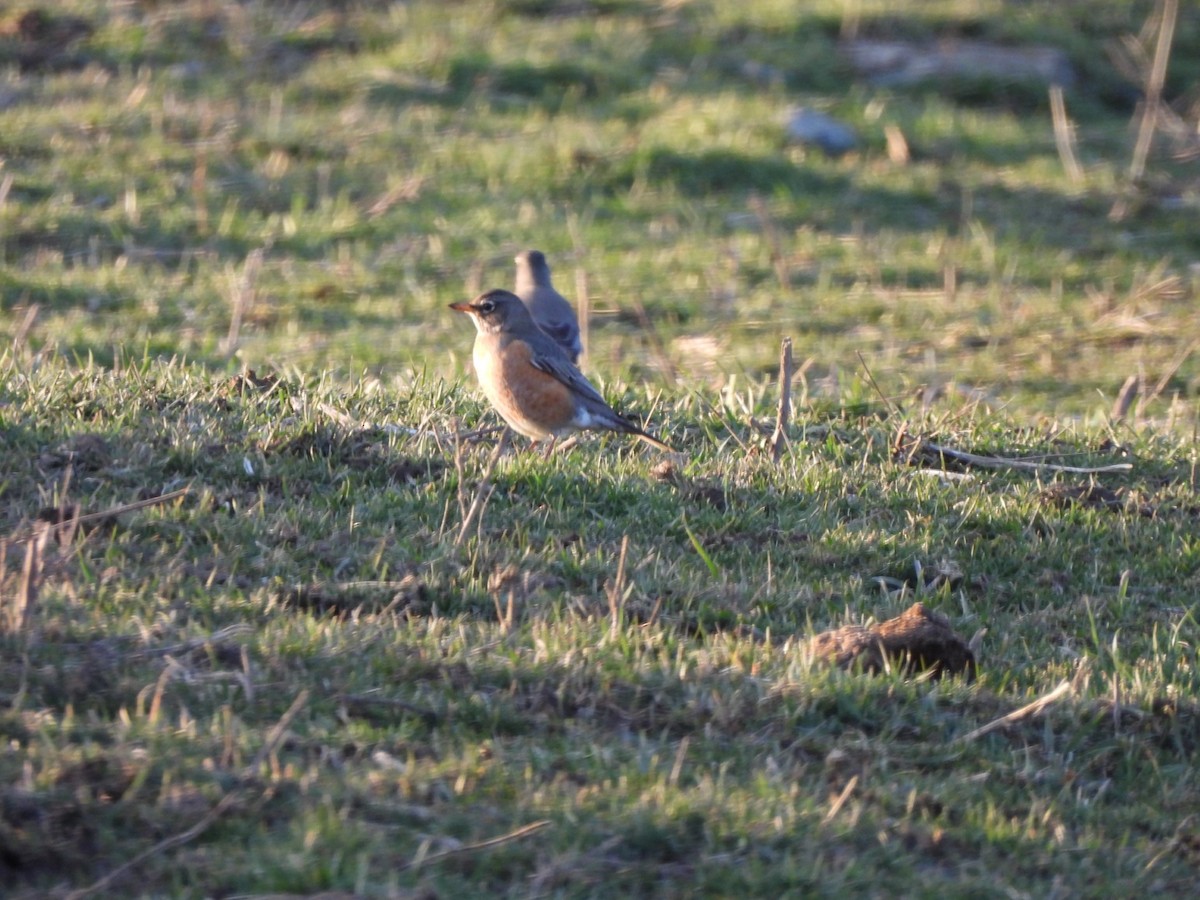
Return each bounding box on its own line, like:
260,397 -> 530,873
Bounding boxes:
475,337 -> 578,439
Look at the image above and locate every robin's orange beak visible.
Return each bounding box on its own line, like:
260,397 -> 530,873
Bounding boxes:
448,302 -> 474,313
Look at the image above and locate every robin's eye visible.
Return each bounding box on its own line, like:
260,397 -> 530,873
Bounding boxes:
479,300 -> 495,313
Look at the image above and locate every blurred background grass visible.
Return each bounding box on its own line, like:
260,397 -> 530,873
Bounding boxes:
1,0 -> 1199,417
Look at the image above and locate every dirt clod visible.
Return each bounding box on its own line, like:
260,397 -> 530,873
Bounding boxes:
810,602 -> 975,679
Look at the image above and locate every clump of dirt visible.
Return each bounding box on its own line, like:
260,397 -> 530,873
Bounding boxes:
0,8 -> 94,72
279,573 -> 431,619
223,369 -> 281,396
810,602 -> 975,679
39,433 -> 113,472
1038,483 -> 1155,517
0,750 -> 137,883
650,459 -> 728,510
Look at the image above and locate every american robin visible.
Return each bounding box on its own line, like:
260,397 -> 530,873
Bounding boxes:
449,289 -> 674,452
513,249 -> 583,364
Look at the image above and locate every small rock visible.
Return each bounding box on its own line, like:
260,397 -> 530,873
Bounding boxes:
785,107 -> 858,157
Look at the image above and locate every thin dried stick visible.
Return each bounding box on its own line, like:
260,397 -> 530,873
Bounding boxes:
452,424 -> 469,524
1140,337 -> 1198,412
493,588 -> 516,634
18,522 -> 48,633
856,351 -> 905,418
12,302 -> 39,353
243,688 -> 310,777
607,535 -> 630,638
1111,374 -> 1140,423
883,124 -> 910,165
400,819 -> 552,873
1128,0 -> 1177,183
222,249 -> 264,356
455,431 -> 507,547
5,488 -> 190,546
668,736 -> 690,789
1049,85 -> 1083,186
822,774 -> 859,824
910,440 -> 1132,475
366,174 -> 426,219
1144,814 -> 1199,872
957,680 -> 1071,743
771,337 -> 793,463
4,521 -> 49,635
1111,0 -> 1178,220
66,789 -> 244,900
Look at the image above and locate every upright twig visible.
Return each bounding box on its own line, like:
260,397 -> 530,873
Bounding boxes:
1129,0 -> 1177,183
242,689 -> 310,778
1111,374 -> 1140,423
606,535 -> 631,638
856,351 -> 905,419
1111,0 -> 1178,220
455,431 -> 508,547
883,124 -> 910,165
493,588 -> 516,635
221,249 -> 264,357
3,521 -> 49,636
771,337 -> 793,463
1049,85 -> 1083,186
12,302 -> 38,354
452,423 -> 469,524
1137,337 -> 1197,416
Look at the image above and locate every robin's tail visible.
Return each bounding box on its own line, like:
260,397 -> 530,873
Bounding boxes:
613,415 -> 675,452
583,397 -> 677,453
631,428 -> 676,453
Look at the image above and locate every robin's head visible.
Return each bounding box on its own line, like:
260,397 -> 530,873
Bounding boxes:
449,289 -> 534,334
514,249 -> 551,286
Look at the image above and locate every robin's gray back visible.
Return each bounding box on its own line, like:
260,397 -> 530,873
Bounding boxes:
514,250 -> 583,363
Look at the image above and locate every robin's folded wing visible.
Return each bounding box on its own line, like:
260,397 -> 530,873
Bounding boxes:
528,352 -> 608,408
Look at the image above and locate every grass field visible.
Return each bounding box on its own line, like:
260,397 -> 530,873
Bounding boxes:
3,1 -> 1200,896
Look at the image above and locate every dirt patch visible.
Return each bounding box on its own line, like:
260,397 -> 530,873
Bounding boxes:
1038,483 -> 1156,517
810,602 -> 975,679
0,8 -> 94,73
38,433 -> 113,473
278,573 -> 431,619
